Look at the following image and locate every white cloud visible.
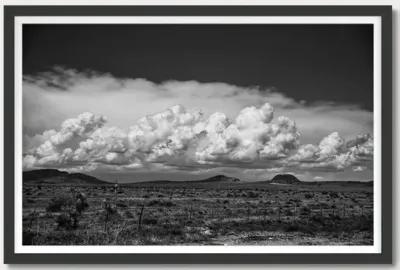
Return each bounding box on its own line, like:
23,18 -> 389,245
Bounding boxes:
353,166 -> 367,172
290,131 -> 373,171
318,132 -> 344,158
24,112 -> 107,168
24,102 -> 300,169
23,67 -> 373,146
194,104 -> 300,164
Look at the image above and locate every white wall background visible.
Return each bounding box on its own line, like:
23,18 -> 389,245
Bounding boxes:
0,0 -> 398,269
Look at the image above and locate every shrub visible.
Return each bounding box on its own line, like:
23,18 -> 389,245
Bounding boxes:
300,206 -> 311,215
284,223 -> 300,232
46,196 -> 74,213
284,209 -> 292,216
116,201 -> 128,208
329,192 -> 339,198
311,215 -> 325,224
23,231 -> 36,245
46,193 -> 89,230
247,191 -> 258,198
56,213 -> 78,230
147,199 -> 175,207
304,193 -> 314,199
124,210 -> 134,219
142,217 -> 158,225
24,211 -> 39,228
226,192 -> 234,198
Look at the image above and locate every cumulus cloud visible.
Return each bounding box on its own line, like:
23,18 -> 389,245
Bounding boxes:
318,132 -> 345,158
23,102 -> 373,177
24,112 -> 106,168
24,102 -> 300,169
193,103 -> 300,164
289,131 -> 373,171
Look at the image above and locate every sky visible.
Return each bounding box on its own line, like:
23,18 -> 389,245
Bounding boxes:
22,24 -> 374,182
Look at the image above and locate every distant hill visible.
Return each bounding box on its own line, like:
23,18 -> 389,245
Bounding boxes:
130,174 -> 240,185
198,175 -> 240,183
270,174 -> 301,185
23,169 -> 108,185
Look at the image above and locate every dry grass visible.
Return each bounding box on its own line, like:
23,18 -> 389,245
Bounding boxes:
22,181 -> 373,245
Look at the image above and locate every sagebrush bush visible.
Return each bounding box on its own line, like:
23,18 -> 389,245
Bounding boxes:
56,213 -> 77,230
247,191 -> 259,198
304,193 -> 314,199
147,199 -> 175,207
46,193 -> 89,230
46,196 -> 74,213
300,206 -> 311,215
116,201 -> 128,208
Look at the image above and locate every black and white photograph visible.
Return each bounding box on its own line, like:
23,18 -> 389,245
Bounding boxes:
20,22 -> 376,247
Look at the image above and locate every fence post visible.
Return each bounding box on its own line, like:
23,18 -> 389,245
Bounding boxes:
185,207 -> 190,225
278,206 -> 281,221
138,205 -> 145,232
293,205 -> 297,222
104,211 -> 108,233
36,218 -> 40,238
114,180 -> 119,207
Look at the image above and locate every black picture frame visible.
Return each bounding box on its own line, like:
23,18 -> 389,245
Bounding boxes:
3,5 -> 392,264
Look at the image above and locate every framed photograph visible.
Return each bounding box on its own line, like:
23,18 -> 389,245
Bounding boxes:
3,5 -> 392,264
